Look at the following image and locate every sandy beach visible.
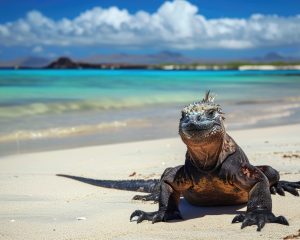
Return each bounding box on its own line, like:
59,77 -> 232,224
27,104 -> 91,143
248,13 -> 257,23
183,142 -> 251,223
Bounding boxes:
1,1 -> 300,239
0,124 -> 300,240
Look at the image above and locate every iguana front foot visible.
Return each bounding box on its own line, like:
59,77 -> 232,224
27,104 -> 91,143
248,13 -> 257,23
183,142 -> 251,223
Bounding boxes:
232,210 -> 289,231
130,209 -> 182,223
271,181 -> 300,196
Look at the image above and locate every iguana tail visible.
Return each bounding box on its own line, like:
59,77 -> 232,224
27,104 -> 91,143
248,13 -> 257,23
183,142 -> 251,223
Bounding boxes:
56,174 -> 159,193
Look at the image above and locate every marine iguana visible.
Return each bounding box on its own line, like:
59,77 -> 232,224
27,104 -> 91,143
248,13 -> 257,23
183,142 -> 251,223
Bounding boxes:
57,91 -> 300,231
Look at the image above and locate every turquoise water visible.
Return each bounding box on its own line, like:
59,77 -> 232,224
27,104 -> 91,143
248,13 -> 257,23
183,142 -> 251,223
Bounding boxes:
1,70 -> 300,116
0,69 -> 300,155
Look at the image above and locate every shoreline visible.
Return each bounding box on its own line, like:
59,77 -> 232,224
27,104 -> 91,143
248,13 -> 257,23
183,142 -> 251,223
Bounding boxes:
2,63 -> 300,71
0,124 -> 300,239
1,98 -> 300,158
1,120 -> 300,158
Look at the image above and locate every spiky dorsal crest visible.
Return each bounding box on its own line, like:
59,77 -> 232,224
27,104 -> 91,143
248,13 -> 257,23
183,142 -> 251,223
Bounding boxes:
182,90 -> 222,115
202,90 -> 215,104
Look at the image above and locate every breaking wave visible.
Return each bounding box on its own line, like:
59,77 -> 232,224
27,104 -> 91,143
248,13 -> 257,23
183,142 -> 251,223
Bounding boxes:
0,119 -> 150,143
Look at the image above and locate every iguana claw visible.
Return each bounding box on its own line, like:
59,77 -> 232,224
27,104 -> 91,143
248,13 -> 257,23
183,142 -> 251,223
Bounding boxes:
130,210 -> 182,224
271,181 -> 300,196
232,210 -> 289,231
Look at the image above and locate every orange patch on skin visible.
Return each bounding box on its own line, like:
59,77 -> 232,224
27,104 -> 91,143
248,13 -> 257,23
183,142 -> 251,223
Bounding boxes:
184,176 -> 248,206
241,167 -> 251,177
241,166 -> 259,178
218,135 -> 236,164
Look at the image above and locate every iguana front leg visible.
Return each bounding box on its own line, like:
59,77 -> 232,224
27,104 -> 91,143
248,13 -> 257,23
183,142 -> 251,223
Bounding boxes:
130,165 -> 192,223
230,164 -> 289,231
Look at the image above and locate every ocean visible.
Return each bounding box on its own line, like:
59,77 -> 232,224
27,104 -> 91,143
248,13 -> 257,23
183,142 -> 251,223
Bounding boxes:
0,69 -> 300,156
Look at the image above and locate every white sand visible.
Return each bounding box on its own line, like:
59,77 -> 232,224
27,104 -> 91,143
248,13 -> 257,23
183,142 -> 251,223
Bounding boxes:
0,124 -> 300,240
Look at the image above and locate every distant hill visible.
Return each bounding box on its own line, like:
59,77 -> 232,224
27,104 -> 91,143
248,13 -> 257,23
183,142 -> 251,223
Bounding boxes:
45,57 -> 149,69
45,57 -> 79,69
0,56 -> 51,68
21,56 -> 52,68
251,52 -> 299,62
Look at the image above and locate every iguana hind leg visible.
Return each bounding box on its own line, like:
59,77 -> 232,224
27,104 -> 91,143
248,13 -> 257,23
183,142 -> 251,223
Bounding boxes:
132,167 -> 172,203
132,192 -> 160,202
257,165 -> 300,196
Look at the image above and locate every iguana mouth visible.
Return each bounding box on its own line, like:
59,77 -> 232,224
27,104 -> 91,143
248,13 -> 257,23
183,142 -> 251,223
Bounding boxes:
181,121 -> 221,139
183,121 -> 220,131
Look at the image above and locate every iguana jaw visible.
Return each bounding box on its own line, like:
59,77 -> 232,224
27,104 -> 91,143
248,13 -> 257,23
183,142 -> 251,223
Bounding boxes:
180,121 -> 222,139
179,118 -> 225,147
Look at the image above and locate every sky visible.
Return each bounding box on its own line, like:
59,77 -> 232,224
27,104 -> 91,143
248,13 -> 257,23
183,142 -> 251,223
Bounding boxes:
0,0 -> 300,61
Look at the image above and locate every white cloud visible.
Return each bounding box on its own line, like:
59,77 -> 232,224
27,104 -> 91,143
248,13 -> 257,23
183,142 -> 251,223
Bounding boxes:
0,0 -> 299,50
32,46 -> 43,53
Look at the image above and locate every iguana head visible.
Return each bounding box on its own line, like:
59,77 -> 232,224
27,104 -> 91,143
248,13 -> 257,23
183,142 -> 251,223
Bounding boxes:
179,91 -> 225,145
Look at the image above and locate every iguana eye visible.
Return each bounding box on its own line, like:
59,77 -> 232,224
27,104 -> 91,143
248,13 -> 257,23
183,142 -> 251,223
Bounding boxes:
207,109 -> 216,118
217,107 -> 224,114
